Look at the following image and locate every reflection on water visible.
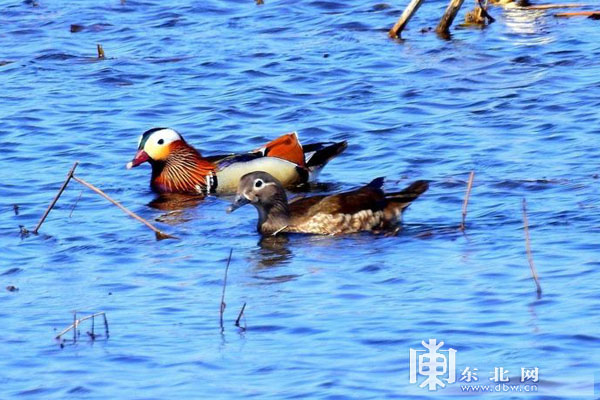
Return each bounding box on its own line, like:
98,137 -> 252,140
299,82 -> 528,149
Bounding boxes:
502,7 -> 553,39
148,193 -> 206,211
252,235 -> 293,269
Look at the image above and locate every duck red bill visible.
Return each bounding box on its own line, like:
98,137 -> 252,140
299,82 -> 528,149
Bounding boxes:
126,149 -> 150,169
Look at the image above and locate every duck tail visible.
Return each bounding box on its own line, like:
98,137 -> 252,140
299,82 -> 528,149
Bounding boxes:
303,140 -> 348,174
384,180 -> 429,214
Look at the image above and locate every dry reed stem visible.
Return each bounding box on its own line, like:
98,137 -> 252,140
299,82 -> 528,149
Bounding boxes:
220,249 -> 233,332
33,161 -> 79,234
522,199 -> 542,298
460,171 -> 475,231
71,175 -> 177,240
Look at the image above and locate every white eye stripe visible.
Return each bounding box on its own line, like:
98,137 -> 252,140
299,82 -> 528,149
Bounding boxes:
254,179 -> 276,189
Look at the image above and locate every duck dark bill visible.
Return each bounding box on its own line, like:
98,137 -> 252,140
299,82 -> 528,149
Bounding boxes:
126,149 -> 150,169
226,194 -> 251,213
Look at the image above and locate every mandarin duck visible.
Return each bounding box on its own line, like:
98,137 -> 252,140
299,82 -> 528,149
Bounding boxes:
227,171 -> 429,235
126,128 -> 347,195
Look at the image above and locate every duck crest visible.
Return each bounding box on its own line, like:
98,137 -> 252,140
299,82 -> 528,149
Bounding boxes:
152,141 -> 216,194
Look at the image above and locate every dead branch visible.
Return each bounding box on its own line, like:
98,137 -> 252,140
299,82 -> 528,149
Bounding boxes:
71,175 -> 177,240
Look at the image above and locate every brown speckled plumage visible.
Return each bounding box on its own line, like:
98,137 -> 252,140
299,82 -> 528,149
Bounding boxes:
228,171 -> 429,236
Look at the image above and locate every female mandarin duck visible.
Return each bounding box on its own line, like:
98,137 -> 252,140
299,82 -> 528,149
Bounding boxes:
126,127 -> 347,195
227,171 -> 429,235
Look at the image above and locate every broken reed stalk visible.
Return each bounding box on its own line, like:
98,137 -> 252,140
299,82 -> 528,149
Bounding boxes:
437,0 -> 467,37
71,175 -> 177,240
389,0 -> 426,38
56,312 -> 109,341
235,302 -> 247,329
460,171 -> 475,231
33,162 -> 79,234
219,249 -> 233,332
522,199 -> 542,298
97,44 -> 105,59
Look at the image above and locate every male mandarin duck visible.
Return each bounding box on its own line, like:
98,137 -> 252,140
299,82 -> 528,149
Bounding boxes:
227,171 -> 429,235
126,127 -> 347,195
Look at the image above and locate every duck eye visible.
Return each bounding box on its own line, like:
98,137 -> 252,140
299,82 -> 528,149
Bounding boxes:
254,179 -> 263,188
158,139 -> 164,145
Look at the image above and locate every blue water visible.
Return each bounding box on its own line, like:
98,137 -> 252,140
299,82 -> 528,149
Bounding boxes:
2,0 -> 600,398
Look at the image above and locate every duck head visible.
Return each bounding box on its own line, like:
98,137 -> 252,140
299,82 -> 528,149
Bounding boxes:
126,127 -> 184,169
228,171 -> 287,212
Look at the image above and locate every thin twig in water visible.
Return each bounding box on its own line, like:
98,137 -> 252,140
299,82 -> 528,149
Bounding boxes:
56,312 -> 109,341
460,171 -> 475,231
33,162 -> 79,234
220,249 -> 233,333
69,190 -> 83,218
235,302 -> 247,330
71,175 -> 177,240
522,199 -> 542,298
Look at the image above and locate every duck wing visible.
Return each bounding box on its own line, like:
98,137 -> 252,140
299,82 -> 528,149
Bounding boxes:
289,178 -> 386,220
